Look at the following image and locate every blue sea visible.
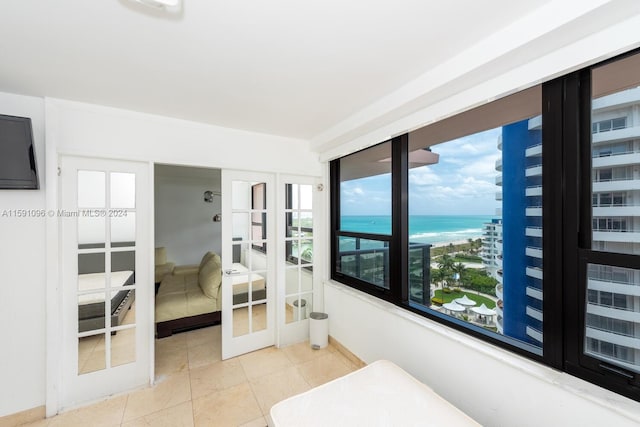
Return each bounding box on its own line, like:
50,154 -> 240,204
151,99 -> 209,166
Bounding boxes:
341,215 -> 493,245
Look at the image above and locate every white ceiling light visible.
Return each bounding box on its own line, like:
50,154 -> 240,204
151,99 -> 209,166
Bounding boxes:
131,0 -> 181,10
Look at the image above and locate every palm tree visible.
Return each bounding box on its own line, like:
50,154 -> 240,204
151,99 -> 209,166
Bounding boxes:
431,268 -> 444,289
453,262 -> 466,287
437,255 -> 455,288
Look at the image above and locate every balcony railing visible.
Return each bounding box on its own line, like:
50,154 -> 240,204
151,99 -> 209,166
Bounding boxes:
337,236 -> 432,305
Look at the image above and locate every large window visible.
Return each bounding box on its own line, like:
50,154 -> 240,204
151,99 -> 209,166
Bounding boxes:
331,49 -> 640,402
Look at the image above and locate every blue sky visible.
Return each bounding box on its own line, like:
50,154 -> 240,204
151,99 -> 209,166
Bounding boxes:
340,127 -> 501,216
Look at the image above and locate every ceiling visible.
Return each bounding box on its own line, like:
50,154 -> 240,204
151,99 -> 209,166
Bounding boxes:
0,0 -> 555,141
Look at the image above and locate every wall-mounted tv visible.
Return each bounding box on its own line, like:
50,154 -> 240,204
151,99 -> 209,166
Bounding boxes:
0,114 -> 39,190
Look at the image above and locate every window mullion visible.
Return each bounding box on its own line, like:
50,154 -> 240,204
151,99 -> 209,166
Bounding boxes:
541,76 -> 565,369
391,134 -> 409,304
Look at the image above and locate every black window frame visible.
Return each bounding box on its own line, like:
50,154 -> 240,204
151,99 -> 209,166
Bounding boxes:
330,47 -> 640,402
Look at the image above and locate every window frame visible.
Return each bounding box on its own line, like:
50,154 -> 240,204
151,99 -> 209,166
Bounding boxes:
330,47 -> 640,402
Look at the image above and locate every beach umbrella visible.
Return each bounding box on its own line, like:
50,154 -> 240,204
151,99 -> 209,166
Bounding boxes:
454,294 -> 477,308
471,303 -> 496,324
443,301 -> 466,316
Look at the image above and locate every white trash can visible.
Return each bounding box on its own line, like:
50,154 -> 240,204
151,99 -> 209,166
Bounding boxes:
309,312 -> 329,350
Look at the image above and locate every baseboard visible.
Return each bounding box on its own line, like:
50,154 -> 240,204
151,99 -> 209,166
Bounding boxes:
0,406 -> 45,427
328,335 -> 366,369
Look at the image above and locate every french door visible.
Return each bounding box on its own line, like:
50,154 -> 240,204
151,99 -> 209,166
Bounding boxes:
221,170 -> 276,359
59,156 -> 151,409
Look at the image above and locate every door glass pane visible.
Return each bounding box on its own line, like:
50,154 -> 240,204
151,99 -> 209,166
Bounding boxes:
232,212 -> 250,241
111,326 -> 136,368
232,181 -> 251,210
78,253 -> 105,289
110,172 -> 135,209
252,303 -> 267,333
299,239 -> 313,265
232,307 -> 249,337
300,184 -> 313,210
78,291 -> 107,333
111,214 -> 135,247
111,251 -> 135,288
78,333 -> 105,374
78,216 -> 105,249
78,171 -> 105,208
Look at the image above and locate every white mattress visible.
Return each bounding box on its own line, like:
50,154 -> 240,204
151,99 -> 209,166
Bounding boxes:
78,270 -> 134,304
230,262 -> 265,295
270,360 -> 480,427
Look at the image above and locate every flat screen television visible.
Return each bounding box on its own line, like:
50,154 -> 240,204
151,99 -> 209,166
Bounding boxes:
0,114 -> 39,189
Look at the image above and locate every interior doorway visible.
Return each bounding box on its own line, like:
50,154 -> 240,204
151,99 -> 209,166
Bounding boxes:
153,164 -> 223,372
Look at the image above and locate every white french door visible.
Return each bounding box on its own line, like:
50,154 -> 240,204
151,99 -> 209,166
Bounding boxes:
59,156 -> 151,409
221,170 -> 276,359
276,175 -> 320,346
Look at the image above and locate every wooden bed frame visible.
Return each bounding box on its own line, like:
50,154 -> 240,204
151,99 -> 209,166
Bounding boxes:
156,311 -> 221,338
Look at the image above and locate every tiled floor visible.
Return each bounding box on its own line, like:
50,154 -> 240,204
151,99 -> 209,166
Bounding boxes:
21,325 -> 358,427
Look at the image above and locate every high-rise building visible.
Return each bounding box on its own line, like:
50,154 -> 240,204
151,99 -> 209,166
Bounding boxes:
490,118 -> 543,347
585,87 -> 640,369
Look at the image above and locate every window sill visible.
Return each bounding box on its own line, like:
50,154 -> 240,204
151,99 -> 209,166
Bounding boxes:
325,279 -> 640,423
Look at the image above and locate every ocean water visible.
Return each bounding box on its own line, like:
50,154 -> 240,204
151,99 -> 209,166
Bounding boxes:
340,215 -> 493,245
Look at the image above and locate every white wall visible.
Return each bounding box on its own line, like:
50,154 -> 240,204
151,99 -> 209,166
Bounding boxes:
48,99 -> 321,176
0,92 -> 46,417
155,171 -> 222,265
325,282 -> 640,427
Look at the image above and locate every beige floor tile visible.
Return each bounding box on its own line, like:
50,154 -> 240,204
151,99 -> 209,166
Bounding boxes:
297,352 -> 354,387
187,341 -> 221,369
48,395 -> 127,427
155,332 -> 188,353
248,366 -> 311,414
190,358 -> 247,400
238,346 -> 293,380
239,416 -> 268,427
122,372 -> 191,422
0,407 -> 47,427
16,419 -> 50,427
121,401 -> 194,427
192,383 -> 262,427
185,325 -> 220,349
282,340 -> 334,365
155,345 -> 189,378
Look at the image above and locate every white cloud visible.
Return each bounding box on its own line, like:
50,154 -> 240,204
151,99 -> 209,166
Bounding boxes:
409,167 -> 442,186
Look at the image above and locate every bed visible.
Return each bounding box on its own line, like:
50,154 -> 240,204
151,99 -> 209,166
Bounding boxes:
78,270 -> 135,333
269,359 -> 480,427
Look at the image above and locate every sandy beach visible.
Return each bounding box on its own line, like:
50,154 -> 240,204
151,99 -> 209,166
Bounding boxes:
430,239 -> 470,248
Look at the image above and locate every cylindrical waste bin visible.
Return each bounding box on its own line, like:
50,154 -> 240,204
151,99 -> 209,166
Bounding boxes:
293,298 -> 307,321
309,312 -> 329,349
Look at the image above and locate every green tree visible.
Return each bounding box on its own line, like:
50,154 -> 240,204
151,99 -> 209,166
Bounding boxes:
437,255 -> 455,288
431,268 -> 445,288
453,262 -> 466,287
